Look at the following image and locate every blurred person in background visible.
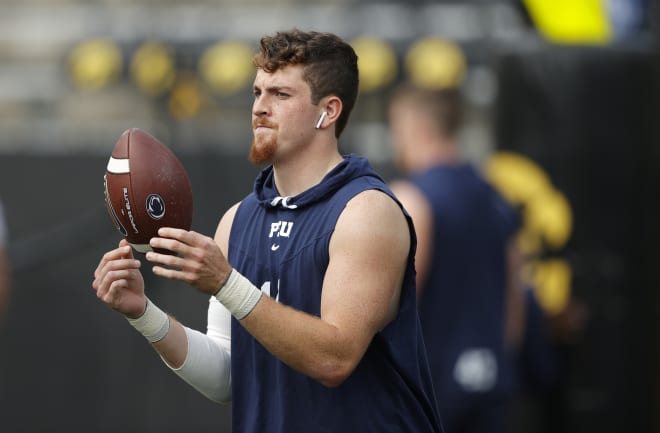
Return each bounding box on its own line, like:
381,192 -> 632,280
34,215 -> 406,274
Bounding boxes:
0,198 -> 10,326
92,29 -> 444,433
387,82 -> 526,433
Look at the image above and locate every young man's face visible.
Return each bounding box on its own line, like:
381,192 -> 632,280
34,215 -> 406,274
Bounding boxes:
250,64 -> 319,165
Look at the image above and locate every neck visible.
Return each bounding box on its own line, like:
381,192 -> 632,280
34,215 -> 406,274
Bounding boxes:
272,142 -> 344,197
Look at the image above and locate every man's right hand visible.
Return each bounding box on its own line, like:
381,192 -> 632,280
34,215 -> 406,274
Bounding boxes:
93,239 -> 146,319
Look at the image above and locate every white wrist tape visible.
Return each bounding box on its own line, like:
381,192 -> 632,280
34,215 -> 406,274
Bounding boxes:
126,298 -> 170,343
215,269 -> 262,320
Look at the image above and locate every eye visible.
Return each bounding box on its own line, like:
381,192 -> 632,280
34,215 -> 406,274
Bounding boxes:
276,91 -> 289,98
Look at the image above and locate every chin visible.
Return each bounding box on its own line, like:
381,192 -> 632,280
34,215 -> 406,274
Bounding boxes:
249,139 -> 277,165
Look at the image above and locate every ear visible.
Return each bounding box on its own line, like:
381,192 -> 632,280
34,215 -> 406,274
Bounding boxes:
317,96 -> 343,130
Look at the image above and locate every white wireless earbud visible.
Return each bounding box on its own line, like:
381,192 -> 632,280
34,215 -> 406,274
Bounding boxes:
315,111 -> 328,129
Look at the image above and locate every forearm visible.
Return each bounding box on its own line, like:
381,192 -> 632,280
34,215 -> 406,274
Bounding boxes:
128,297 -> 232,403
240,294 -> 356,387
151,316 -> 187,368
125,298 -> 188,368
163,325 -> 232,403
215,269 -> 358,387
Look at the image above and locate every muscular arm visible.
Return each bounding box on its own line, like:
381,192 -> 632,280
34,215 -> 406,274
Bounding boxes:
239,190 -> 408,387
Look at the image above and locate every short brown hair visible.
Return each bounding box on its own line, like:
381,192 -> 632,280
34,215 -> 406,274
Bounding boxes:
253,29 -> 359,138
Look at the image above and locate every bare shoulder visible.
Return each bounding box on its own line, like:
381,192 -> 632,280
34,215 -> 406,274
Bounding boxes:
214,201 -> 242,254
335,189 -> 410,248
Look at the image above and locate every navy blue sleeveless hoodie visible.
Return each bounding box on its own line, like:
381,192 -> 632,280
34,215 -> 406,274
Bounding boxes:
228,154 -> 443,433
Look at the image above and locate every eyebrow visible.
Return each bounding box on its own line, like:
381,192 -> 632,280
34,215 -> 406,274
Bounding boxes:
253,84 -> 296,94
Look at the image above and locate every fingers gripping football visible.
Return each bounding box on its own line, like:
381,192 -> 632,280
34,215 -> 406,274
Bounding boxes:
92,240 -> 147,318
147,228 -> 231,295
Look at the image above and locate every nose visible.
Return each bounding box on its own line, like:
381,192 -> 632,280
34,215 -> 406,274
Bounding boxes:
252,95 -> 269,118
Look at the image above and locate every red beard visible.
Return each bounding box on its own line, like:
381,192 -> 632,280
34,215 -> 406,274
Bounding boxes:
249,134 -> 277,165
249,122 -> 278,165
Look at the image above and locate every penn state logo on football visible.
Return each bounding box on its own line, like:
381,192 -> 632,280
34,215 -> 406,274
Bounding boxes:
146,194 -> 166,220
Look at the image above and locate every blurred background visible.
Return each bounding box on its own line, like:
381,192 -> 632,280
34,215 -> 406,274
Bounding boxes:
0,0 -> 658,432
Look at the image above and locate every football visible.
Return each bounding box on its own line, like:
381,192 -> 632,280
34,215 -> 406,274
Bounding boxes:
103,128 -> 193,253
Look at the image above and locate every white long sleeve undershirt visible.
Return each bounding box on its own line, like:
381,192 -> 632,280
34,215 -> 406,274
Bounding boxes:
165,296 -> 232,403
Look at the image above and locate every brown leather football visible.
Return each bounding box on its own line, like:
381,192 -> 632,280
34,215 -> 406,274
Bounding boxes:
103,128 -> 193,253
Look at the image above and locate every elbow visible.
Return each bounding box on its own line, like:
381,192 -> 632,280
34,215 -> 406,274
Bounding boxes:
310,337 -> 367,387
317,371 -> 349,388
314,359 -> 356,388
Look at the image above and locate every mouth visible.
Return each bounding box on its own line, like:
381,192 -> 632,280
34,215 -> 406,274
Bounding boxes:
253,119 -> 275,130
253,127 -> 271,138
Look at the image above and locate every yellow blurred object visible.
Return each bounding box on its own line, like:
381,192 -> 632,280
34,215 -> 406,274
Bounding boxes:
485,151 -> 573,254
523,0 -> 612,44
530,259 -> 572,315
485,150 -> 575,315
199,41 -> 254,96
351,36 -> 398,93
68,39 -> 123,91
405,37 -> 466,90
169,75 -> 202,120
525,188 -> 573,251
130,42 -> 176,97
484,151 -> 551,205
